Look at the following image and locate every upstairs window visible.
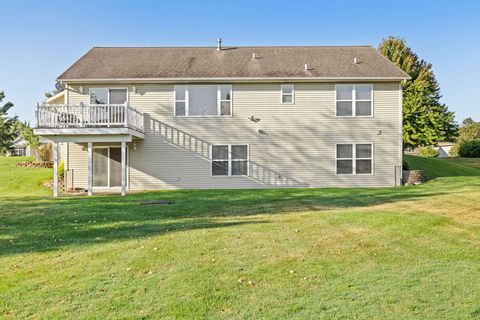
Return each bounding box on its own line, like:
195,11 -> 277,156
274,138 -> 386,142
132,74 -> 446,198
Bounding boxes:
219,86 -> 232,116
212,145 -> 249,176
281,84 -> 294,103
336,85 -> 372,117
89,88 -> 127,104
175,85 -> 232,117
336,143 -> 373,175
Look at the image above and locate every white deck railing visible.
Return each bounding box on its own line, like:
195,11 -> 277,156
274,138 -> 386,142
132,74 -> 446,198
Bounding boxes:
36,103 -> 144,132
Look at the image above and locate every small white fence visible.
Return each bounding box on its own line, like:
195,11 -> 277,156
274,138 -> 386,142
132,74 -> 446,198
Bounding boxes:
36,103 -> 144,132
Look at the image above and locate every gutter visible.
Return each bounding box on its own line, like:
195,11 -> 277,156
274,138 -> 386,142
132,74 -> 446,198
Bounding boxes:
58,76 -> 411,84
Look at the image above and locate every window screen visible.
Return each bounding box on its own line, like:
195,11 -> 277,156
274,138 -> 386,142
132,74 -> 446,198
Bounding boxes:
281,84 -> 294,103
109,89 -> 127,104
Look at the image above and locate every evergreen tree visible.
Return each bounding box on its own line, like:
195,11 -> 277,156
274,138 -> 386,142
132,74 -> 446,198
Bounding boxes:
379,37 -> 457,148
0,91 -> 18,154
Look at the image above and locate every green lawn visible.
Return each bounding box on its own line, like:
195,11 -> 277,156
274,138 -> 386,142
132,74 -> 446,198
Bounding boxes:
1,156 -> 480,319
0,156 -> 52,197
404,154 -> 480,179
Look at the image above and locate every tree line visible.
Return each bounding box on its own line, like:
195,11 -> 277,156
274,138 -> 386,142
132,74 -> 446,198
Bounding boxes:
0,91 -> 39,155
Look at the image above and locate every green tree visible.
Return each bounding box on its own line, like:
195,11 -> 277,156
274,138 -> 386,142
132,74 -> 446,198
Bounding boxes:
379,37 -> 457,148
45,89 -> 61,99
19,123 -> 43,161
450,118 -> 480,156
20,124 -> 40,150
11,118 -> 26,135
9,120 -> 43,161
0,91 -> 18,154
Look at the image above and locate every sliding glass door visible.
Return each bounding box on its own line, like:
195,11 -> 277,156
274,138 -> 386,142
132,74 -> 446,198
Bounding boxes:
109,148 -> 121,187
93,148 -> 108,187
93,147 -> 122,188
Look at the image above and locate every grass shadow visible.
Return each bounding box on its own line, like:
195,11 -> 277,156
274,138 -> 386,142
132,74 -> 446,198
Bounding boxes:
1,178 -> 470,256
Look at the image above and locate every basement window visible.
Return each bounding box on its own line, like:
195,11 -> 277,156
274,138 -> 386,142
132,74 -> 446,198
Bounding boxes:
336,143 -> 373,175
175,85 -> 232,117
212,145 -> 249,176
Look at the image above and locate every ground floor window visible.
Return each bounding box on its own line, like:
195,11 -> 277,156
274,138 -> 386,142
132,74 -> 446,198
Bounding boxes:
10,147 -> 26,156
211,145 -> 249,176
336,143 -> 373,175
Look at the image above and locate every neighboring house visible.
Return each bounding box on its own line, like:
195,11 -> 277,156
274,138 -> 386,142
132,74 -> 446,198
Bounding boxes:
435,142 -> 454,157
34,41 -> 409,197
6,136 -> 32,157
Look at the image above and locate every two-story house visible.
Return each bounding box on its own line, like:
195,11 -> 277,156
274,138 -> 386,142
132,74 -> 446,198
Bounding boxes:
34,41 -> 409,197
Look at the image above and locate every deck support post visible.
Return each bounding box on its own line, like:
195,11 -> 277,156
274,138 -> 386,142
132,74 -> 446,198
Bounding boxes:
53,142 -> 59,197
121,141 -> 126,196
88,142 -> 92,196
80,102 -> 84,127
36,102 -> 40,128
124,102 -> 129,128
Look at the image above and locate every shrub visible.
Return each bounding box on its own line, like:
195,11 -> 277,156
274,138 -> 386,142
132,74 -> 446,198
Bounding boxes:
58,160 -> 65,178
37,144 -> 52,162
450,118 -> 480,156
458,140 -> 480,158
417,146 -> 439,158
402,159 -> 410,170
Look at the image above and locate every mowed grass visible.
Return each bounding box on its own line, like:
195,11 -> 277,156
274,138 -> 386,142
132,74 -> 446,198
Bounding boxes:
0,156 -> 52,196
404,154 -> 480,179
0,156 -> 480,319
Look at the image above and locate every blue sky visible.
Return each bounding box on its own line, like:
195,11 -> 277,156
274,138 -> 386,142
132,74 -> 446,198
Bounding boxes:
1,0 -> 479,123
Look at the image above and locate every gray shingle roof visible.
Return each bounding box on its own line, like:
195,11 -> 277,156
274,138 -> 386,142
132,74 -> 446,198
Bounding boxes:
58,46 -> 409,80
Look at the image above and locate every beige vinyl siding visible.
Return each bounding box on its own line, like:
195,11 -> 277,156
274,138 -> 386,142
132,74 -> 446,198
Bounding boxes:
67,142 -> 88,188
65,82 -> 401,189
65,142 -> 129,189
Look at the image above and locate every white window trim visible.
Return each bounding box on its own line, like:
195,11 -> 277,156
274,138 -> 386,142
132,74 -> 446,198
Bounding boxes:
11,147 -> 26,156
174,85 -> 232,117
335,143 -> 374,175
211,144 -> 250,177
281,84 -> 295,104
336,144 -> 354,175
219,87 -> 232,116
174,85 -> 188,117
88,87 -> 129,105
335,84 -> 373,117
